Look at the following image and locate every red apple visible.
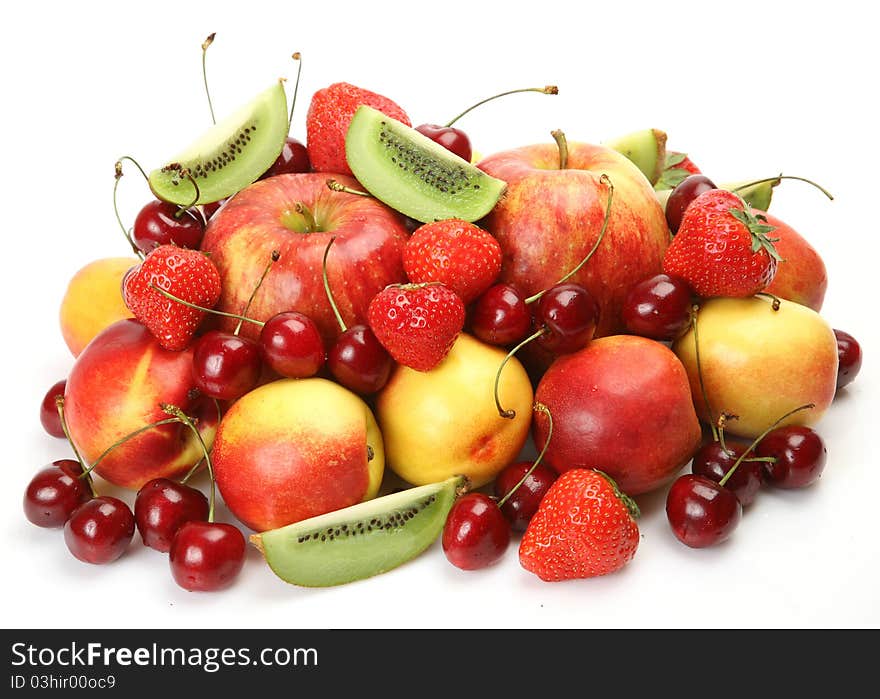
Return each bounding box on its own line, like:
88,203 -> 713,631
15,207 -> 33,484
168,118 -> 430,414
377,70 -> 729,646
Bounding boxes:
533,335 -> 702,496
63,319 -> 219,489
200,173 -> 409,342
761,211 -> 827,311
478,142 -> 670,340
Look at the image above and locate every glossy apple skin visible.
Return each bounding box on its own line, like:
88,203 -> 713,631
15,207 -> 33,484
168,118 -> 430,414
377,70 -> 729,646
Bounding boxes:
761,211 -> 827,311
212,378 -> 384,532
674,297 -> 838,439
533,335 -> 702,495
63,319 -> 219,489
200,173 -> 409,343
478,143 -> 670,340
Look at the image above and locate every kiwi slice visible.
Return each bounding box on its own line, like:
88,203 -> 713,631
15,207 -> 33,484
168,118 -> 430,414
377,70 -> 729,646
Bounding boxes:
251,476 -> 464,587
148,81 -> 288,205
345,106 -> 506,222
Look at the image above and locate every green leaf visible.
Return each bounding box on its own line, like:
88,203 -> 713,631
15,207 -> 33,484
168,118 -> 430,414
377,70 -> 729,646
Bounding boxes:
728,205 -> 782,262
664,151 -> 688,168
655,167 -> 691,190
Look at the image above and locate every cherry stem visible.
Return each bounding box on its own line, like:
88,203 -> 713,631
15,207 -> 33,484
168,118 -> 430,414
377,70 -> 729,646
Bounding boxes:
691,304 -> 719,442
288,52 -> 301,132
149,283 -> 265,327
179,399 -> 220,484
322,236 -> 347,332
80,417 -> 184,479
717,413 -> 737,452
495,327 -> 547,419
55,397 -> 97,498
234,250 -> 279,335
719,403 -> 815,487
113,159 -> 147,260
295,202 -> 317,233
756,291 -> 782,311
525,174 -> 613,305
326,179 -> 371,197
163,404 -> 216,522
163,164 -> 202,209
496,403 -> 553,509
551,129 -> 568,170
444,85 -> 558,128
201,32 -> 216,125
731,175 -> 834,202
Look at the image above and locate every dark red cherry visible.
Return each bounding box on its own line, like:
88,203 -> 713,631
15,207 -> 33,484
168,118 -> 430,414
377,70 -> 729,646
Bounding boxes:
442,493 -> 510,570
169,521 -> 246,591
834,329 -> 862,391
64,496 -> 135,564
23,460 -> 90,528
39,379 -> 67,438
259,312 -> 325,378
262,137 -> 311,178
328,324 -> 393,395
536,283 -> 599,354
493,461 -> 558,531
756,426 -> 826,489
691,441 -> 764,507
415,124 -> 472,162
132,200 -> 205,253
134,478 -> 209,553
666,474 -> 742,548
666,174 -> 717,233
471,284 -> 531,346
622,273 -> 694,340
192,330 -> 261,401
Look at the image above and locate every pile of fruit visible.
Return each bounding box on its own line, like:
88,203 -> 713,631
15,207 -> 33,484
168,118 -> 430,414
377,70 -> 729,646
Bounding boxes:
28,38 -> 863,591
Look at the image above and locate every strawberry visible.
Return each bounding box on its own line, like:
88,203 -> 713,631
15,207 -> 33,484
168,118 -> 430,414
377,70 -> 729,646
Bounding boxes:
367,283 -> 465,371
655,150 -> 701,190
306,82 -> 410,176
403,219 -> 502,303
122,245 -> 221,351
519,469 -> 640,582
662,188 -> 781,298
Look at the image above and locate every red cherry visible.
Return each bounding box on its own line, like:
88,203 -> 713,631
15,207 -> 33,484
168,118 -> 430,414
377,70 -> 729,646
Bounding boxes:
622,273 -> 694,340
471,284 -> 531,346
536,283 -> 600,354
259,312 -> 325,378
442,493 -> 510,570
756,426 -> 827,489
834,329 -> 862,391
132,200 -> 205,253
493,461 -> 557,531
192,330 -> 262,401
64,496 -> 135,564
262,137 -> 311,178
169,521 -> 246,591
691,442 -> 764,507
415,124 -> 472,162
23,460 -> 90,528
665,174 -> 717,233
666,474 -> 742,548
134,478 -> 209,553
328,324 -> 393,395
39,380 -> 67,438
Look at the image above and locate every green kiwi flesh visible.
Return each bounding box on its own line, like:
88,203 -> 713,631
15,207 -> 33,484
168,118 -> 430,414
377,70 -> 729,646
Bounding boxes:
251,476 -> 464,587
604,128 -> 667,186
148,81 -> 288,205
345,106 -> 506,223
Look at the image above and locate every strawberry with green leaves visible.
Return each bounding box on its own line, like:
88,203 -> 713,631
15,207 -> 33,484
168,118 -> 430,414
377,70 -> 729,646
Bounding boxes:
519,469 -> 640,581
655,150 -> 702,190
662,188 -> 781,298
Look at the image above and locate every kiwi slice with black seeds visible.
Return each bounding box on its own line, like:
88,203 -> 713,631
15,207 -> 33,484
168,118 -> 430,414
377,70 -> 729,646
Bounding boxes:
251,476 -> 465,587
149,81 -> 288,205
345,106 -> 506,223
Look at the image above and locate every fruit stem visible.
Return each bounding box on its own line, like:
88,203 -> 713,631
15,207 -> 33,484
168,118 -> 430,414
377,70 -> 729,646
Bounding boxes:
756,291 -> 782,311
717,412 -> 738,453
731,175 -> 834,202
444,85 -> 558,128
495,327 -> 547,419
79,417 -> 183,479
719,403 -> 815,487
113,159 -> 147,260
234,250 -> 279,336
55,396 -> 97,498
524,174 -> 614,304
326,179 -> 371,197
497,403 -> 553,508
162,404 -> 216,522
149,283 -> 264,326
322,236 -> 347,332
691,304 -> 719,442
288,52 -> 302,132
551,129 -> 568,170
162,164 -> 202,209
294,202 -> 317,233
201,32 -> 216,125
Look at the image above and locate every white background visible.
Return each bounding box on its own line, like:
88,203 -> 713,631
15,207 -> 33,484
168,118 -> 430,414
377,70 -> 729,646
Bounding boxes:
2,0 -> 877,629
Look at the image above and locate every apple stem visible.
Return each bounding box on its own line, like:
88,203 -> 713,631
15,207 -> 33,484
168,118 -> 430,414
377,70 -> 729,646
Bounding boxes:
294,202 -> 318,233
443,85 -> 558,128
524,174 -> 614,305
113,159 -> 147,260
756,292 -> 782,311
322,236 -> 348,333
719,403 -> 815,487
551,129 -> 568,170
288,52 -> 302,132
690,304 -> 719,442
326,179 -> 371,197
494,327 -> 547,419
149,283 -> 265,327
496,403 -> 554,508
234,250 -> 279,336
55,396 -> 98,498
201,32 -> 216,125
163,404 -> 216,522
731,175 -> 833,202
